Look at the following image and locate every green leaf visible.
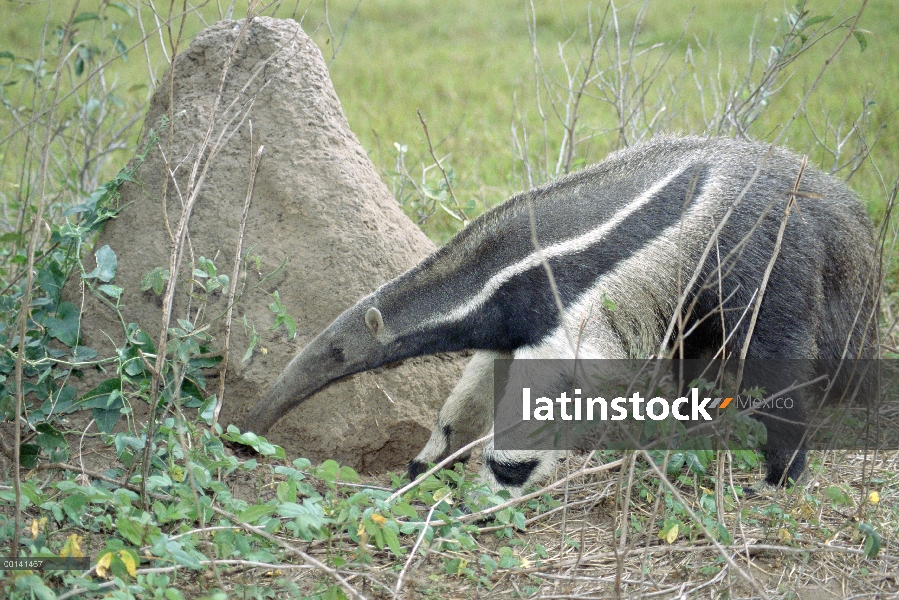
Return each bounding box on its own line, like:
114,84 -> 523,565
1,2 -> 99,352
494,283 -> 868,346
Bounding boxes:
45,301 -> 81,347
382,525 -> 402,557
391,502 -> 419,519
20,443 -> 40,469
338,465 -> 360,483
0,51 -> 14,60
323,585 -> 348,600
854,30 -> 867,52
15,575 -> 57,600
118,346 -> 145,377
189,354 -> 222,369
141,267 -> 170,295
116,517 -> 145,546
480,555 -> 497,576
276,479 -> 297,503
805,14 -> 832,26
113,37 -> 127,58
242,329 -> 259,362
823,486 -> 853,507
77,378 -> 122,408
37,261 -> 66,304
85,244 -> 117,282
63,492 -> 88,526
858,523 -> 881,558
165,541 -> 204,570
44,385 -> 78,417
512,510 -> 526,530
93,406 -> 122,433
99,284 -> 123,299
108,2 -> 134,17
73,12 -> 101,24
199,395 -> 217,424
276,500 -> 324,531
35,423 -> 68,462
684,451 -> 707,474
221,427 -> 286,459
315,460 -> 340,483
239,504 -> 276,523
127,324 -> 156,353
179,377 -> 205,407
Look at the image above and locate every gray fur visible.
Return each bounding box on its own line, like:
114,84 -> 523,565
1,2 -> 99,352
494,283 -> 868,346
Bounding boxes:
242,135 -> 879,494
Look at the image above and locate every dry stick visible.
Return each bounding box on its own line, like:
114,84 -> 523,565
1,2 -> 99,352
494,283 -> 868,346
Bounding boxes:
213,137 -> 265,428
0,3 -> 208,149
737,155 -> 806,364
326,0 -> 363,67
34,459 -> 387,598
534,567 -> 728,598
613,452 -> 637,598
524,0 -> 551,177
725,160 -> 807,488
393,500 -> 440,599
169,366 -> 228,590
209,505 -> 369,600
476,485 -> 615,534
56,561 -> 317,600
554,11 -> 604,176
11,0 -> 81,558
416,109 -> 468,225
507,540 -> 899,582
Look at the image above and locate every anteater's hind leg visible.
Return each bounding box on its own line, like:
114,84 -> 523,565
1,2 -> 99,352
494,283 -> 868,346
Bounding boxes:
407,350 -> 510,480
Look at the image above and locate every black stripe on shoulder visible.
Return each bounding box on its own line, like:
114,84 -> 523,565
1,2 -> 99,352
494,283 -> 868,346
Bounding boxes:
467,163 -> 713,350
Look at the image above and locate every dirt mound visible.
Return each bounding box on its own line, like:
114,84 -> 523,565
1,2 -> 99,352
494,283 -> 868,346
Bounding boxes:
71,17 -> 465,471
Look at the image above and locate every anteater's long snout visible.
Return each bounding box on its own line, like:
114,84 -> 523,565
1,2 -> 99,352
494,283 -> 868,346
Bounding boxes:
241,304 -> 390,435
241,349 -> 334,434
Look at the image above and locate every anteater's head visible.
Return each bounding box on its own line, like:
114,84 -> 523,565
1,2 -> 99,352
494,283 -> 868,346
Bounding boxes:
241,299 -> 394,435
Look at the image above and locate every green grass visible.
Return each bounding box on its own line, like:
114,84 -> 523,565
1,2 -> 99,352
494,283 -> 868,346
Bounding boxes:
3,1 -> 896,244
299,0 -> 899,238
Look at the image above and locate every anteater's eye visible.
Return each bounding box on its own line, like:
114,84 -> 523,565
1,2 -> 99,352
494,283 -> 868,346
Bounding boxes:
329,346 -> 345,363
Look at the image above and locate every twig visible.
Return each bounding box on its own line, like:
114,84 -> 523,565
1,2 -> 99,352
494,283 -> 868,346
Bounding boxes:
57,560 -> 317,600
417,109 -> 468,224
393,499 -> 440,599
458,458 -> 625,524
11,0 -> 82,559
386,432 -> 494,504
209,504 -> 369,600
736,156 -> 807,388
638,450 -> 769,600
214,132 -> 265,427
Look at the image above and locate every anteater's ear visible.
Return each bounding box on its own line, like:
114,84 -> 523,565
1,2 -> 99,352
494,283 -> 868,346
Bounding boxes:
365,307 -> 384,338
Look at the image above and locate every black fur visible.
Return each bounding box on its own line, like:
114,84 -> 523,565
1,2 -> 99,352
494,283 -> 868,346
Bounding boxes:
486,458 -> 540,488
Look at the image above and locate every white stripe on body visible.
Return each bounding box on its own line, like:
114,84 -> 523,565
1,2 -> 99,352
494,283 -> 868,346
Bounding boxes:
495,169 -> 723,361
419,164 -> 692,330
558,171 -> 724,359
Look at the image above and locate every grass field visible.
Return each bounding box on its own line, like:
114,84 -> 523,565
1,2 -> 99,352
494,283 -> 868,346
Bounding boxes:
3,0 -> 898,241
305,0 -> 899,237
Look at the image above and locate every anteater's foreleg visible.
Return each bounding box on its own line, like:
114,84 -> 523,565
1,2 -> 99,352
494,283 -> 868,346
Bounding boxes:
406,350 -> 510,480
